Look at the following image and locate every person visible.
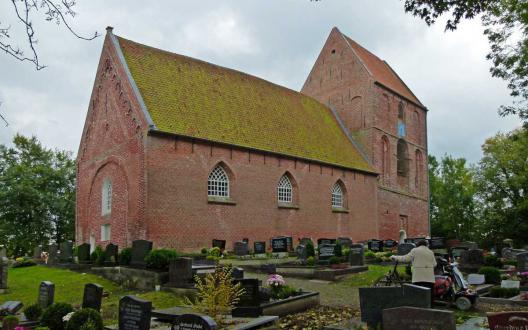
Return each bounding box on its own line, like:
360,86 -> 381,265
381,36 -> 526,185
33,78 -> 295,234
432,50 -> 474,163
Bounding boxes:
391,239 -> 436,303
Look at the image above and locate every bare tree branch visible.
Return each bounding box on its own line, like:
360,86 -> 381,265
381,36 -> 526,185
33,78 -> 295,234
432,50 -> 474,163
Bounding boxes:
0,102 -> 9,127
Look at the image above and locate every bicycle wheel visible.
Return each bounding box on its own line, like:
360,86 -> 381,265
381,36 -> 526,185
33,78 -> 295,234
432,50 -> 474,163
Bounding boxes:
373,275 -> 395,287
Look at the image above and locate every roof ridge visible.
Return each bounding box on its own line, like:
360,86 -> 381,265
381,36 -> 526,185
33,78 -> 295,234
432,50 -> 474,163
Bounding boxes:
338,31 -> 373,77
381,60 -> 424,107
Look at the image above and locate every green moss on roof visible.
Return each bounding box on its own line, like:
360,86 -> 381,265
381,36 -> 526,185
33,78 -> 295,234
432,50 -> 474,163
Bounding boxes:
117,36 -> 374,172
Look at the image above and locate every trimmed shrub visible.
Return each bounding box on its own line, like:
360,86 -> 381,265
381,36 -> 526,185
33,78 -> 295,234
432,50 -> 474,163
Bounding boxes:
343,248 -> 350,258
485,255 -> 503,268
333,242 -> 343,257
305,241 -> 315,258
306,256 -> 315,266
329,256 -> 341,265
503,259 -> 517,266
489,286 -> 520,298
79,320 -> 99,330
40,303 -> 74,330
24,303 -> 43,321
364,251 -> 375,259
145,248 -> 178,270
479,266 -> 502,285
66,308 -> 103,330
118,247 -> 132,265
90,246 -> 105,266
12,257 -> 37,268
208,247 -> 221,258
2,315 -> 19,330
200,247 -> 208,255
275,285 -> 298,300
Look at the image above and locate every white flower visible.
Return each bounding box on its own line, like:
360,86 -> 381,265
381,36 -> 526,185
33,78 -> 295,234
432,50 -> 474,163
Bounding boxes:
63,312 -> 75,322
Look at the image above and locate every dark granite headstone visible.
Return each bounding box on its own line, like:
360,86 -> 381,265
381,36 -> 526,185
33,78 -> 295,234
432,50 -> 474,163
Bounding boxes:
242,238 -> 249,244
405,237 -> 427,245
82,283 -> 103,312
450,246 -> 469,259
212,239 -> 226,252
48,244 -> 58,265
119,295 -> 152,330
0,257 -> 8,290
234,242 -> 249,256
254,241 -> 266,254
33,246 -> 42,260
428,237 -> 446,249
167,258 -> 193,288
319,244 -> 336,260
359,284 -> 431,328
296,245 -> 307,263
517,252 -> 528,273
0,301 -> 23,315
232,267 -> 244,280
383,307 -> 456,330
271,237 -> 288,253
260,264 -> 276,274
172,314 -> 218,330
104,243 -> 119,266
349,244 -> 364,266
368,239 -> 383,252
130,240 -> 153,268
488,312 -> 528,330
383,239 -> 398,249
318,238 -> 336,246
337,237 -> 353,249
59,241 -> 73,263
38,281 -> 55,309
397,243 -> 416,256
77,243 -> 91,264
232,279 -> 262,317
460,249 -> 484,271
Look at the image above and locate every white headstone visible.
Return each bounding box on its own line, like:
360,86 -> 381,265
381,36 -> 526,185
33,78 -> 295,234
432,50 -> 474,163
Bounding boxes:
467,274 -> 485,285
501,280 -> 520,289
399,230 -> 407,244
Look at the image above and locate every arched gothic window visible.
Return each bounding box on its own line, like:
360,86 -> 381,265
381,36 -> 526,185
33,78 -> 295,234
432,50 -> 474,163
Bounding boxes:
101,179 -> 112,216
397,139 -> 409,177
208,165 -> 229,197
331,183 -> 344,208
277,174 -> 293,203
398,101 -> 405,120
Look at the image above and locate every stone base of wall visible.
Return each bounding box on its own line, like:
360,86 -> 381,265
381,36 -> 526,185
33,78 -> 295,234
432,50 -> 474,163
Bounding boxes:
91,266 -> 168,290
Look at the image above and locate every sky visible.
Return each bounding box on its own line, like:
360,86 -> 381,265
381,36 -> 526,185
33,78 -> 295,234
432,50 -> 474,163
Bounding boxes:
0,0 -> 521,164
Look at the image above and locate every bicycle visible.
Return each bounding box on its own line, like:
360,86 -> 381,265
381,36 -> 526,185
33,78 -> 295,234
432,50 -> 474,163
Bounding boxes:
373,261 -> 409,287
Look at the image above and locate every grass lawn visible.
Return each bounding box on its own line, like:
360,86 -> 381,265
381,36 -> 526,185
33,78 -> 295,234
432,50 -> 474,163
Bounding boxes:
340,264 -> 407,287
1,266 -> 184,325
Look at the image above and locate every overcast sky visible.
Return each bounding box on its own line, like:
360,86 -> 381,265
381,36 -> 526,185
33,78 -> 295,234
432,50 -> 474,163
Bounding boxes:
0,0 -> 521,164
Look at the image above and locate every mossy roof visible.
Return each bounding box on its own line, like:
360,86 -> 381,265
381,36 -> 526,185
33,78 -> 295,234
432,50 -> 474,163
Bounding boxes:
117,36 -> 375,172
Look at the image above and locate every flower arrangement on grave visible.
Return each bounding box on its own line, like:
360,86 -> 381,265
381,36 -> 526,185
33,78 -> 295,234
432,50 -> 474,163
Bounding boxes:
519,271 -> 528,286
266,274 -> 299,300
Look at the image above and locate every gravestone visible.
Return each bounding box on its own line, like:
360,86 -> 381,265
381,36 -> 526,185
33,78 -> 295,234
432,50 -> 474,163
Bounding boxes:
38,281 -> 55,309
337,237 -> 353,249
349,244 -> 364,266
460,249 -> 484,271
450,246 -> 468,259
382,307 -> 456,330
0,301 -> 23,315
119,295 -> 152,330
488,312 -> 528,330
212,239 -> 226,252
82,283 -> 103,312
167,258 -> 193,288
172,314 -> 218,330
254,241 -> 266,254
517,251 -> 528,272
232,279 -> 262,317
458,241 -> 479,250
383,239 -> 398,249
48,244 -> 58,265
242,238 -> 249,244
296,245 -> 307,263
234,241 -> 249,256
467,274 -> 486,285
271,237 -> 288,253
359,284 -> 431,328
260,264 -> 276,274
232,267 -> 244,280
130,240 -> 153,268
318,244 -> 335,261
429,237 -> 446,250
285,236 -> 294,252
0,257 -> 8,291
104,243 -> 119,266
33,246 -> 42,260
318,238 -> 336,246
0,246 -> 6,258
397,243 -> 416,256
77,243 -> 91,264
368,239 -> 383,252
501,280 -> 520,289
59,241 -> 73,263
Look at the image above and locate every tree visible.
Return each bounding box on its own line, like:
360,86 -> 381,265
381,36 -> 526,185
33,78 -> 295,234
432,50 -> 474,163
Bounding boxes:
403,0 -> 528,123
428,154 -> 478,240
1,0 -> 98,70
0,134 -> 75,256
476,128 -> 528,246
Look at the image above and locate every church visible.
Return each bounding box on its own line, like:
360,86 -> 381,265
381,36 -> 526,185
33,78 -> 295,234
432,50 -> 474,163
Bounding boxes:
76,27 -> 429,252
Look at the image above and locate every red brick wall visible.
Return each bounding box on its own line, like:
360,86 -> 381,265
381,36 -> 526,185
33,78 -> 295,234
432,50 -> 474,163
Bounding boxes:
301,28 -> 430,239
76,34 -> 149,249
144,136 -> 379,252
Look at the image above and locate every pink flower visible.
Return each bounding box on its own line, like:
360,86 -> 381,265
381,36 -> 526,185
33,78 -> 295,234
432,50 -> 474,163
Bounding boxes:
266,274 -> 285,287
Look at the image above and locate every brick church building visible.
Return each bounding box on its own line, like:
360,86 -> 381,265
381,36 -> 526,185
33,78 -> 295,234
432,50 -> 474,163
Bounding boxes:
76,27 -> 429,252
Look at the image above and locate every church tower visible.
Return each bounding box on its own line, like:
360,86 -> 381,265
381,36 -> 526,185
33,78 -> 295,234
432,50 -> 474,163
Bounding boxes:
302,27 -> 429,238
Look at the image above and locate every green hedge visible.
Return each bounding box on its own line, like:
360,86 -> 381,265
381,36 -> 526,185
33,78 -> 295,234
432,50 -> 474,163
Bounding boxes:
145,248 -> 178,270
489,286 -> 520,298
41,303 -> 74,330
66,308 -> 103,330
479,266 -> 501,285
